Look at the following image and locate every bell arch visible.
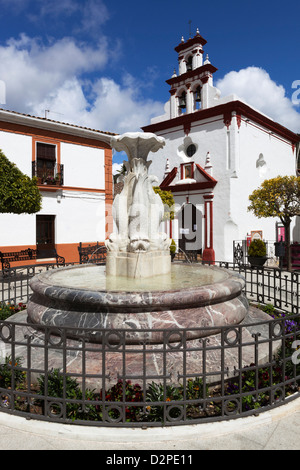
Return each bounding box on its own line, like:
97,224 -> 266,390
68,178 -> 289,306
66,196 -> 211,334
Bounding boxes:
191,82 -> 202,111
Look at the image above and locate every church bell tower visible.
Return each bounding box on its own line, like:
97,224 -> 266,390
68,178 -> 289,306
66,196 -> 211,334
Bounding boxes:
167,29 -> 218,119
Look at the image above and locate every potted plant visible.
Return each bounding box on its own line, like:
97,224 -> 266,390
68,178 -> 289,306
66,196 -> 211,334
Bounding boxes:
170,239 -> 176,261
248,239 -> 267,267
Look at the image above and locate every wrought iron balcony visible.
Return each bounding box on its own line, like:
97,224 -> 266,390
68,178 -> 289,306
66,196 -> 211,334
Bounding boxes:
32,161 -> 64,186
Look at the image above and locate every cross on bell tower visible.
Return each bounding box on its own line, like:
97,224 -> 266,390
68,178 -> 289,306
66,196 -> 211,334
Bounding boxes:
166,29 -> 218,119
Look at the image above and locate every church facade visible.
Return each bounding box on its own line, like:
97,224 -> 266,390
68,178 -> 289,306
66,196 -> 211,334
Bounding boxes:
143,30 -> 300,262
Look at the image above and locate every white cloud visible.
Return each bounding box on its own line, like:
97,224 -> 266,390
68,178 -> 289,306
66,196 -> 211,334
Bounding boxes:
216,67 -> 300,133
0,34 -> 108,110
0,33 -> 164,134
112,162 -> 123,175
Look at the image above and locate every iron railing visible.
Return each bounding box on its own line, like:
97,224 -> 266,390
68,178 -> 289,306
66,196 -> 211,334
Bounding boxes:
0,261 -> 299,427
32,161 -> 64,186
78,242 -> 107,264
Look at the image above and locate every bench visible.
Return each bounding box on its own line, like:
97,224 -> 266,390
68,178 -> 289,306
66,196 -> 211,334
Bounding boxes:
78,242 -> 107,264
0,248 -> 65,272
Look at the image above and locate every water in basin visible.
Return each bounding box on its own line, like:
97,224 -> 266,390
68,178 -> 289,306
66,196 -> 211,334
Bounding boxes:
46,263 -> 228,292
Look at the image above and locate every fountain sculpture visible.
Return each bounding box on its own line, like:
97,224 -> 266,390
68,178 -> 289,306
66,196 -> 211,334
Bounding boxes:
27,132 -> 249,346
105,132 -> 171,278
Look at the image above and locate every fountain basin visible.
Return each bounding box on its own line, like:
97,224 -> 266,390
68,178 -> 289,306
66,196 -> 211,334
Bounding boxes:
27,263 -> 249,344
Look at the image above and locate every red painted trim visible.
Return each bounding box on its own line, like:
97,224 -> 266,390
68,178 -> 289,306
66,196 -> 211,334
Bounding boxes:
160,164 -> 217,192
195,164 -> 217,184
223,111 -> 232,129
142,100 -> 300,146
180,162 -> 195,179
202,195 -> 215,263
175,35 -> 207,53
0,120 -> 112,149
161,181 -> 216,192
32,136 -> 61,166
184,121 -> 191,135
166,64 -> 217,87
160,167 -> 178,187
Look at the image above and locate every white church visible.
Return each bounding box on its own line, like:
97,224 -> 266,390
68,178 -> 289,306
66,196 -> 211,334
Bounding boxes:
142,30 -> 300,263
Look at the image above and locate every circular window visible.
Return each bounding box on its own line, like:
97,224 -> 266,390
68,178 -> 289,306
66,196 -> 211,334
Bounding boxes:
186,144 -> 196,157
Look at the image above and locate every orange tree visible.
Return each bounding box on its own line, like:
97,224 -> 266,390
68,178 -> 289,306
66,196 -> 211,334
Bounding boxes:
0,149 -> 42,214
248,176 -> 300,271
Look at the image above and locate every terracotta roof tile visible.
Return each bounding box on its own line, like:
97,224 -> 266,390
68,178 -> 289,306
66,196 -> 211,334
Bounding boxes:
0,107 -> 117,137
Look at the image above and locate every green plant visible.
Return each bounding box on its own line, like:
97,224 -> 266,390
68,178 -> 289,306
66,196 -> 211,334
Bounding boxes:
248,176 -> 300,271
225,363 -> 288,412
99,379 -> 144,422
0,302 -> 26,320
261,303 -> 275,315
0,148 -> 42,214
145,378 -> 207,422
145,381 -> 183,421
170,239 -> 176,255
0,356 -> 25,388
153,186 -> 175,220
37,368 -> 97,421
248,239 -> 267,257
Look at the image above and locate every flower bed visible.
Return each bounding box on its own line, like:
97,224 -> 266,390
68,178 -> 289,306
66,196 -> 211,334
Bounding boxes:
0,303 -> 26,320
1,305 -> 299,425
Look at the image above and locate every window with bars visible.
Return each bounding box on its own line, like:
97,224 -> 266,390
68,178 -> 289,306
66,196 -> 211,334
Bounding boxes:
36,142 -> 56,182
32,142 -> 63,185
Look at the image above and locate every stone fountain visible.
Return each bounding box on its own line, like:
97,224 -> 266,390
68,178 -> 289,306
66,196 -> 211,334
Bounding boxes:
27,132 -> 249,346
105,132 -> 171,279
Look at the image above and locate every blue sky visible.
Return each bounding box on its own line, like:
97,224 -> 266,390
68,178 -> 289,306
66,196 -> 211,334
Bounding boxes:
0,0 -> 299,168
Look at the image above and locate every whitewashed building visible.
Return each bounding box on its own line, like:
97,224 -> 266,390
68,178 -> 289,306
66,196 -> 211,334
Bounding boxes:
0,108 -> 114,265
143,30 -> 300,263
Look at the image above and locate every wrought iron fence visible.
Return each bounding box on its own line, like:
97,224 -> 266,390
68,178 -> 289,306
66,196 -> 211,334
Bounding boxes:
0,261 -> 299,427
32,161 -> 64,186
233,240 -> 276,265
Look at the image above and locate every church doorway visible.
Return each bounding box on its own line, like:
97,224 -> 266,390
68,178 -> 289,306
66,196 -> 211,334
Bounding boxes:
178,203 -> 202,254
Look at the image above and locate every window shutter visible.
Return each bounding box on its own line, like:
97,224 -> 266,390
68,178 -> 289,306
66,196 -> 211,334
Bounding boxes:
37,143 -> 56,161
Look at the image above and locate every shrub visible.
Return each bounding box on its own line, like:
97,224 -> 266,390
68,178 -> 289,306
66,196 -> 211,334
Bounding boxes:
0,148 -> 42,214
37,368 -> 97,421
0,356 -> 25,388
248,239 -> 266,257
170,239 -> 176,255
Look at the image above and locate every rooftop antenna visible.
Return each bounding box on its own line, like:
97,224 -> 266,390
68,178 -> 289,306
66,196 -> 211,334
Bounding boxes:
44,109 -> 64,119
188,20 -> 192,38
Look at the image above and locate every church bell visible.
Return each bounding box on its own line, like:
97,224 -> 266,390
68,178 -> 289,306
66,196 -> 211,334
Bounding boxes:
179,93 -> 186,108
195,87 -> 201,102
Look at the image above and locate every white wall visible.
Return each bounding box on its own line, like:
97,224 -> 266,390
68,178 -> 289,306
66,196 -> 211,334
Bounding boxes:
0,213 -> 36,246
61,142 -> 105,189
149,113 -> 298,262
39,191 -> 106,244
0,131 -> 35,246
229,119 -> 297,245
0,131 -> 32,175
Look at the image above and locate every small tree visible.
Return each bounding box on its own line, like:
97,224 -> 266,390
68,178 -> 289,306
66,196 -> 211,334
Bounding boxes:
0,149 -> 42,214
153,186 -> 175,221
248,176 -> 300,271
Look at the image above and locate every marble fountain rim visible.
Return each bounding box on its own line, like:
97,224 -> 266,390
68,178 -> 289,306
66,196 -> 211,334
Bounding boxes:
28,263 -> 246,311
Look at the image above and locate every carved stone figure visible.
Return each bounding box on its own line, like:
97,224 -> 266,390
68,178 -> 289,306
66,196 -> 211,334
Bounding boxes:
105,132 -> 171,278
